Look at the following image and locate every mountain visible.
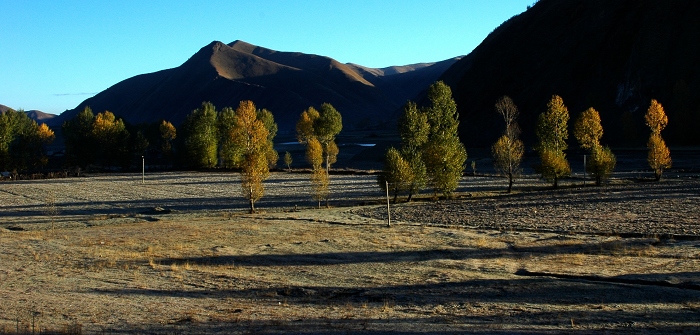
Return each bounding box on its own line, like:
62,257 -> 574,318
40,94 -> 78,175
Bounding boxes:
1,104 -> 57,123
441,0 -> 700,147
57,41 -> 459,134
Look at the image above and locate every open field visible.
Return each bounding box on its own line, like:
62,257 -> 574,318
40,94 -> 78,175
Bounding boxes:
1,172 -> 700,334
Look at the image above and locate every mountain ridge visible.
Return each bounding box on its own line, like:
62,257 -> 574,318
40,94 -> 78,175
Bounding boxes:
55,40 -> 460,133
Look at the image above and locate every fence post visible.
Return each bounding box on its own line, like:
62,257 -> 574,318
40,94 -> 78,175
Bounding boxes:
386,181 -> 391,227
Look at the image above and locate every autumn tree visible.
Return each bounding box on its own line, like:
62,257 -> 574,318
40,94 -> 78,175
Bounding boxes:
535,95 -> 571,187
645,99 -> 671,181
306,137 -> 328,208
422,81 -> 467,198
92,111 -> 130,168
491,96 -> 523,193
229,100 -> 277,213
574,107 -> 616,185
159,120 -> 177,164
378,147 -> 412,203
296,103 -> 342,207
283,151 -> 293,171
181,102 -> 218,168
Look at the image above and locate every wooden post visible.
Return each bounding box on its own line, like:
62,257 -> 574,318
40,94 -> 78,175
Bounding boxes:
583,154 -> 586,187
142,156 -> 145,184
386,181 -> 391,227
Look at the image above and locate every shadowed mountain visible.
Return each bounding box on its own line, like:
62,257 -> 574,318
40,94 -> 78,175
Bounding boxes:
441,0 -> 700,147
1,104 -> 57,124
56,41 -> 459,134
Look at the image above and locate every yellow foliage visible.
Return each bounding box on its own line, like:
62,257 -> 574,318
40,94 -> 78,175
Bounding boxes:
573,107 -> 603,150
645,99 -> 668,135
647,134 -> 671,181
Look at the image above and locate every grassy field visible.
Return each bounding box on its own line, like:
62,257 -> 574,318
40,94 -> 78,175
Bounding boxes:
1,172 -> 699,334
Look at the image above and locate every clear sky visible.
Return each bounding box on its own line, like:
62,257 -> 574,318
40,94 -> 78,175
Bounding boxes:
0,0 -> 533,115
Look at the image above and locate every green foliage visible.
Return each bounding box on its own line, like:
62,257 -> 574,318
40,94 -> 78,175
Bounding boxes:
397,101 -> 429,200
283,151 -> 293,171
181,102 -> 218,168
535,95 -> 570,187
423,81 -> 467,198
378,147 -> 413,203
217,107 -> 240,168
63,106 -> 97,168
0,108 -> 55,171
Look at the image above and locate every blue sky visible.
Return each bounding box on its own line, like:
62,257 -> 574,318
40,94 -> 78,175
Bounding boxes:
0,0 -> 533,115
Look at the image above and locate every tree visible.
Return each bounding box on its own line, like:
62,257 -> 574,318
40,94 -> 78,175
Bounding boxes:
378,147 -> 412,203
536,95 -> 571,187
283,151 -> 293,171
159,120 -> 177,164
0,109 -> 55,171
92,111 -> 130,169
574,107 -> 616,185
296,103 -> 342,206
229,101 -> 277,213
423,81 -> 467,198
217,107 -> 240,168
315,103 -> 343,173
645,99 -> 671,181
492,96 -> 523,193
63,106 -> 97,169
397,101 -> 429,201
305,137 -> 328,208
181,102 -> 218,168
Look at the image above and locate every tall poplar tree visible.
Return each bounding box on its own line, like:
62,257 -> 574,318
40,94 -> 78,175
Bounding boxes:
645,99 -> 671,181
491,96 -> 523,193
230,100 -> 277,213
535,95 -> 571,187
423,81 -> 467,198
181,102 -> 218,168
574,107 -> 616,185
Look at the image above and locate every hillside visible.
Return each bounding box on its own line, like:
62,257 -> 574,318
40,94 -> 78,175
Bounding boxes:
56,41 -> 459,134
441,0 -> 700,147
0,104 -> 57,123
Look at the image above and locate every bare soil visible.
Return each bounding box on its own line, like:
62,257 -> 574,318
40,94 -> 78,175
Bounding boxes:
1,172 -> 699,334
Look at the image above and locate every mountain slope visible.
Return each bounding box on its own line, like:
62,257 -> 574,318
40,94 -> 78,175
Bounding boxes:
1,104 -> 57,123
57,41 -> 459,134
442,0 -> 700,147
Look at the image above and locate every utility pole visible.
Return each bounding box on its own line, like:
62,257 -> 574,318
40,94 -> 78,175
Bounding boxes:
142,156 -> 145,184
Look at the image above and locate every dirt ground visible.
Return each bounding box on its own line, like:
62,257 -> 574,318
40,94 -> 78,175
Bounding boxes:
1,172 -> 699,334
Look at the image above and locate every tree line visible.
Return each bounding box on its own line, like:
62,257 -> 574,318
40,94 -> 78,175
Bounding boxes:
0,108 -> 55,173
380,82 -> 674,203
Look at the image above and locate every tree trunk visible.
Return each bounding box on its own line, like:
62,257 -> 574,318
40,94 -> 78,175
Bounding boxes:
249,199 -> 255,214
507,173 -> 513,193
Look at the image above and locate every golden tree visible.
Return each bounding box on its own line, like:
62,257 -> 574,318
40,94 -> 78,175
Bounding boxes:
231,100 -> 277,213
645,99 -> 671,180
535,95 -> 571,187
574,107 -> 615,185
492,96 -> 523,193
305,137 -> 328,207
159,120 -> 176,163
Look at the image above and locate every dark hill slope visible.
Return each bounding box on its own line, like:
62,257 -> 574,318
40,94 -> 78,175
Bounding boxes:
57,41 -> 458,134
442,0 -> 700,147
1,104 -> 57,124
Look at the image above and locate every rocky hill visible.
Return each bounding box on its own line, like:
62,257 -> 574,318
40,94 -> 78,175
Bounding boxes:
56,41 -> 459,134
441,0 -> 700,147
